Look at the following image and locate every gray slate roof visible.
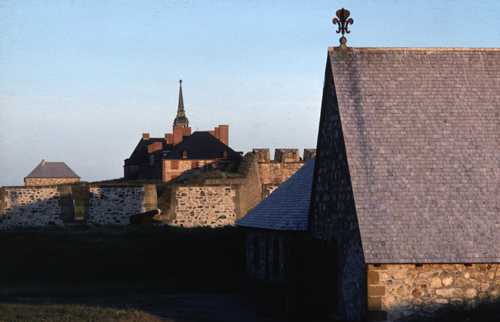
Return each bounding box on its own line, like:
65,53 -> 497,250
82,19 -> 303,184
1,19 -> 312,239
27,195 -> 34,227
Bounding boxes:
26,161 -> 80,178
329,47 -> 500,263
236,157 -> 314,231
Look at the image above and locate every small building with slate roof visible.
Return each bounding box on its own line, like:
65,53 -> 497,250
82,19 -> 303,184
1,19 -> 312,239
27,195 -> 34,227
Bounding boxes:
24,160 -> 80,186
124,81 -> 241,181
308,46 -> 500,321
236,156 -> 314,282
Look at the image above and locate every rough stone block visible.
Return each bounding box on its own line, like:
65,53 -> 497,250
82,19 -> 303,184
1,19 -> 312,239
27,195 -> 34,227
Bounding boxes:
368,286 -> 386,296
368,271 -> 380,285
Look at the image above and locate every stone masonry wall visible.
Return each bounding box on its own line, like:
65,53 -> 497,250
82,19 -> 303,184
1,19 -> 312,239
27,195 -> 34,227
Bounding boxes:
84,185 -> 146,225
24,177 -> 80,186
0,186 -> 67,227
171,185 -> 240,227
367,263 -> 500,321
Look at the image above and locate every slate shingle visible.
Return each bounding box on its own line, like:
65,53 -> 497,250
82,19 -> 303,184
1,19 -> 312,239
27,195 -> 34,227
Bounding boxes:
236,157 -> 314,231
329,47 -> 500,263
26,161 -> 80,178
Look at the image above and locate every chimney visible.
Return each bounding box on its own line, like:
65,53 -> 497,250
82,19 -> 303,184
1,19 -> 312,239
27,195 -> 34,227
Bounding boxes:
218,125 -> 229,146
142,133 -> 150,140
173,126 -> 184,146
42,159 -> 45,165
165,133 -> 173,145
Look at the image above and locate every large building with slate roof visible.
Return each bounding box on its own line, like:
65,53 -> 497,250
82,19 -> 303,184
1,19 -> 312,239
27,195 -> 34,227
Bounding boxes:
24,160 -> 80,186
308,46 -> 500,321
124,81 -> 241,181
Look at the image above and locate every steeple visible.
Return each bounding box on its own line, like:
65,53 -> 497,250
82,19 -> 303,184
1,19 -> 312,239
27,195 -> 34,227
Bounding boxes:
173,79 -> 189,127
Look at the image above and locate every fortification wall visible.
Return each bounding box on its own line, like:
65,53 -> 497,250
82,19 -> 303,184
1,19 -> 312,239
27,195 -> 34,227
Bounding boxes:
253,148 -> 316,195
24,178 -> 80,186
0,185 -> 74,227
0,184 -> 157,227
367,263 -> 500,321
170,184 -> 244,227
84,184 -> 157,225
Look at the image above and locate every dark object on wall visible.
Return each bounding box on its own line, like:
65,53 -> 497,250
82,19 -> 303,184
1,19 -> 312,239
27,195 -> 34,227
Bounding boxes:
129,209 -> 160,225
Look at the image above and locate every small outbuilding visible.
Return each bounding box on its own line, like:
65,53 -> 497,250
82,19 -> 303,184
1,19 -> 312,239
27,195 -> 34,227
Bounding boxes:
24,160 -> 80,186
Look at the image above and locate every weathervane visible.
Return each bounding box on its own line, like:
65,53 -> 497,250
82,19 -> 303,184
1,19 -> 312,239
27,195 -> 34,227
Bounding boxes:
332,8 -> 353,50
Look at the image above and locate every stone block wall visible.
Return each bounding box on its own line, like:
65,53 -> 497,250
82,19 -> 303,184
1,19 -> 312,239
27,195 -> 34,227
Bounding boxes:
84,184 -> 156,225
170,184 -> 244,227
24,177 -> 80,186
367,263 -> 500,321
253,148 -> 315,187
0,186 -> 74,227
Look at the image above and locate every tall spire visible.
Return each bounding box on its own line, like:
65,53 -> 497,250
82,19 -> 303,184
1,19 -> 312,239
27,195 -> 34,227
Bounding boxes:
173,79 -> 189,127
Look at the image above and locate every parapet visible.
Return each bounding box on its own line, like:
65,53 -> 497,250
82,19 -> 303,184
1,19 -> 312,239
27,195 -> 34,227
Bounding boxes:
252,149 -> 271,162
252,148 -> 316,163
303,149 -> 316,161
275,149 -> 300,162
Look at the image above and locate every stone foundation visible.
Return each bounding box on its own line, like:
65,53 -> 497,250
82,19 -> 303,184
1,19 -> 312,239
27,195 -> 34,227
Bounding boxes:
367,263 -> 500,321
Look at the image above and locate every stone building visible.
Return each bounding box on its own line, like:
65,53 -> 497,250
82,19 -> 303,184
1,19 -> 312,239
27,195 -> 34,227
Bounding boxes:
124,80 -> 242,181
236,156 -> 314,282
24,160 -> 80,186
307,46 -> 500,321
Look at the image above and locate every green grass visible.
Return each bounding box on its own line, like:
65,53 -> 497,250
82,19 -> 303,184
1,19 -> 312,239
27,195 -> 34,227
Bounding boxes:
0,225 -> 247,297
0,302 -> 171,322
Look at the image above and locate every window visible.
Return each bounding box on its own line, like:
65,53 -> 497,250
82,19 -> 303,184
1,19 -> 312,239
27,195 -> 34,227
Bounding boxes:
171,160 -> 179,169
191,161 -> 199,169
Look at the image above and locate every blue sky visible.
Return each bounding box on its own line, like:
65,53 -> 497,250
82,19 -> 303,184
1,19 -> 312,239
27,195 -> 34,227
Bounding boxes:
1,0 -> 499,186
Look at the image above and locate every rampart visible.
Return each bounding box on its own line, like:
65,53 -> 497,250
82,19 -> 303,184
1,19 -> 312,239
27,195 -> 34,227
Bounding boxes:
168,149 -> 315,227
254,148 -> 316,199
84,184 -> 157,225
0,184 -> 157,227
0,185 -> 74,227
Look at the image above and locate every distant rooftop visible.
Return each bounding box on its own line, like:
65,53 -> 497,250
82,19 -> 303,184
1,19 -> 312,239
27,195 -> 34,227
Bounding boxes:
25,160 -> 80,178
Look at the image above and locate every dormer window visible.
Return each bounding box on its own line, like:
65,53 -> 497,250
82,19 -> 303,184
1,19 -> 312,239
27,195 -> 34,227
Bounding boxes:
222,151 -> 228,158
182,151 -> 187,159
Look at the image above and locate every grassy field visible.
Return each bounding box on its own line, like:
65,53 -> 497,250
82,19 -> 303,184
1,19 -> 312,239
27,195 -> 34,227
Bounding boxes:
0,302 -> 172,322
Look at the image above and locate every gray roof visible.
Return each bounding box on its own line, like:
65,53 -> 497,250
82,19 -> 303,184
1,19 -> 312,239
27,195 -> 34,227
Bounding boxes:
329,47 -> 500,263
26,161 -> 80,178
236,157 -> 314,231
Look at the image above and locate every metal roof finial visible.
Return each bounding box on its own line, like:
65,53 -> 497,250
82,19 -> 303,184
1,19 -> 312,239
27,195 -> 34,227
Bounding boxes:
332,8 -> 354,50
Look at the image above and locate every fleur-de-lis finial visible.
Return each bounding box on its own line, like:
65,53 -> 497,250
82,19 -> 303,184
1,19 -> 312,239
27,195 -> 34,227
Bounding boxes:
332,8 -> 354,50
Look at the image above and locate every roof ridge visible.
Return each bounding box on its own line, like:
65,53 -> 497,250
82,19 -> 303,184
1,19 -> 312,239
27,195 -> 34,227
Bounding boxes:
329,47 -> 500,52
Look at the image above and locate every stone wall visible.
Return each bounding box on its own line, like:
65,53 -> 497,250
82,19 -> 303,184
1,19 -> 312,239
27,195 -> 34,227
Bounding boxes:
24,177 -> 80,186
253,148 -> 315,188
0,185 -> 74,227
367,263 -> 500,321
170,184 -> 244,227
84,184 -> 157,225
309,64 -> 367,321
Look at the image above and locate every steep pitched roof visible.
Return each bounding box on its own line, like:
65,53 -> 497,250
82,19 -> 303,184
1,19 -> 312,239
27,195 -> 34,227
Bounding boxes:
163,131 -> 242,160
126,138 -> 173,166
236,157 -> 314,231
26,161 -> 80,178
327,47 -> 500,263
